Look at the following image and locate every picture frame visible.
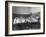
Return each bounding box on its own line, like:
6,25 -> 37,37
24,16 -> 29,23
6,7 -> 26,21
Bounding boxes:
5,1 -> 45,36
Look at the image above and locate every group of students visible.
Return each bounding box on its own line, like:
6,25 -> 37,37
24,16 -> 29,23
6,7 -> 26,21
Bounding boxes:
13,15 -> 40,24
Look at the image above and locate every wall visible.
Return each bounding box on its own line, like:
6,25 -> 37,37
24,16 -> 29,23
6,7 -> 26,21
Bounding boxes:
0,0 -> 46,37
13,7 -> 30,14
13,7 -> 40,14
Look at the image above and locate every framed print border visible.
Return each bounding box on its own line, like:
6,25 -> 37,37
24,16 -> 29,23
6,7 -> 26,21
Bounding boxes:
5,1 -> 45,36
